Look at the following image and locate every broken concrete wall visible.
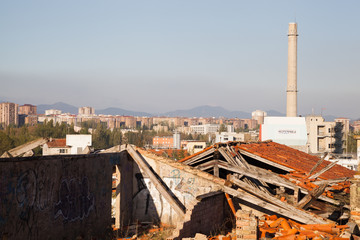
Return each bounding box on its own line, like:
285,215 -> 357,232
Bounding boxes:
112,151 -> 134,229
350,175 -> 360,226
0,153 -> 113,240
171,192 -> 230,239
130,151 -> 223,226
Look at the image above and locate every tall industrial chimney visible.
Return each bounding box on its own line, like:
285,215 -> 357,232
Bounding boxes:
286,22 -> 298,117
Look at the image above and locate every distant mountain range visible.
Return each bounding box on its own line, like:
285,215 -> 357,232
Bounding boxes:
37,102 -> 78,115
161,105 -> 250,118
37,102 -> 286,118
97,107 -> 151,117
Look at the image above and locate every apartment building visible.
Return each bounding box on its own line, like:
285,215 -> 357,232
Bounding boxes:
18,104 -> 37,115
78,106 -> 95,116
252,110 -> 267,125
190,124 -> 219,134
306,115 -> 348,154
0,102 -> 18,127
215,132 -> 251,143
180,140 -> 207,155
45,109 -> 62,115
153,136 -> 174,149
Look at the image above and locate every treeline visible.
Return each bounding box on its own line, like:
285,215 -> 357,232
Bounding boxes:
0,121 -> 209,156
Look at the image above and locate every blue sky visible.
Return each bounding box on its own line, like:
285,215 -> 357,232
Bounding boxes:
1,1 -> 359,118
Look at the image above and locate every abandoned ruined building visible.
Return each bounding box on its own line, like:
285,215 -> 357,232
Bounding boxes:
1,140 -> 359,240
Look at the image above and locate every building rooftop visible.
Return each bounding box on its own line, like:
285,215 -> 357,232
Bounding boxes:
46,139 -> 67,148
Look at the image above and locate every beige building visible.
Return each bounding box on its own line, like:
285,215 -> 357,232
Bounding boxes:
190,124 -> 219,135
78,106 -> 95,116
153,124 -> 169,132
19,104 -> 37,115
215,132 -> 251,143
252,110 -> 267,125
306,115 -> 335,153
45,109 -> 62,115
306,115 -> 347,154
180,140 -> 207,155
0,102 -> 19,127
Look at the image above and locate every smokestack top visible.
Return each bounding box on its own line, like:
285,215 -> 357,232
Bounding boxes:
288,22 -> 298,36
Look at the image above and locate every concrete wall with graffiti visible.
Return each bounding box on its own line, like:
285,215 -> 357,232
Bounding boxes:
0,154 -> 113,240
133,153 -> 222,226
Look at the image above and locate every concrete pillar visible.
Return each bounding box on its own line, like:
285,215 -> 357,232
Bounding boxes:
115,165 -> 121,229
355,136 -> 360,169
286,23 -> 298,117
350,175 -> 360,226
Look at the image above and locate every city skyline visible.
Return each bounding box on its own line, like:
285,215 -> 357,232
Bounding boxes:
1,1 -> 359,118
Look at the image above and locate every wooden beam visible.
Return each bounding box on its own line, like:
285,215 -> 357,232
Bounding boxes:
218,148 -> 239,166
217,161 -> 340,206
217,161 -> 295,190
126,145 -> 186,217
296,184 -> 327,209
294,187 -> 300,204
195,160 -> 217,171
308,161 -> 339,180
308,157 -> 324,176
181,148 -> 215,165
312,177 -> 349,185
238,149 -> 294,172
186,155 -> 214,166
227,175 -> 329,224
214,161 -> 219,177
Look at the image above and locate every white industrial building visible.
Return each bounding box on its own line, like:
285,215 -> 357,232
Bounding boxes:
260,117 -> 308,150
190,124 -> 219,135
42,134 -> 92,156
215,132 -> 251,143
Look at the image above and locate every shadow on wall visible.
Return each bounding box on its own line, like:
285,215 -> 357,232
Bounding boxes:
112,152 -> 160,237
132,171 -> 161,224
334,122 -> 344,154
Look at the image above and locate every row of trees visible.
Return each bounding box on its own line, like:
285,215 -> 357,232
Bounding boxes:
0,120 -> 213,155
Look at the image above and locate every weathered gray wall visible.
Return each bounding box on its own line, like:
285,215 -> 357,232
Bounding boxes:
0,154 -> 113,240
130,151 -> 223,226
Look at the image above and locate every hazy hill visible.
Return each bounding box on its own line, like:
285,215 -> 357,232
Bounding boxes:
96,107 -> 152,117
36,102 -> 324,120
37,102 -> 78,114
266,110 -> 284,116
161,105 -> 251,118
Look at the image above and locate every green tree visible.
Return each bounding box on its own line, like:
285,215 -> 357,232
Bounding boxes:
347,131 -> 359,154
0,131 -> 14,155
219,124 -> 227,133
110,128 -> 122,146
92,123 -> 110,149
170,150 -> 177,160
179,150 -> 185,160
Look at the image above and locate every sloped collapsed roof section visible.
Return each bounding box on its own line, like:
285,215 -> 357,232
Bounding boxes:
236,141 -> 354,179
180,141 -> 354,180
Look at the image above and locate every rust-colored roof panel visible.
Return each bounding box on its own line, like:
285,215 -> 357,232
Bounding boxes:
47,139 -> 67,148
237,141 -> 355,180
